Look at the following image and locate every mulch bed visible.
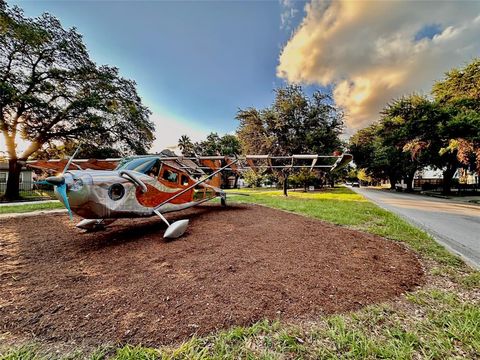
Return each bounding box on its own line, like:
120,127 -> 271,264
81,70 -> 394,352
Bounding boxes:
0,204 -> 423,347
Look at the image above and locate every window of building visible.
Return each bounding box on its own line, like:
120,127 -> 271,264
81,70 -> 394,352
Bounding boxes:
0,172 -> 7,184
162,169 -> 178,183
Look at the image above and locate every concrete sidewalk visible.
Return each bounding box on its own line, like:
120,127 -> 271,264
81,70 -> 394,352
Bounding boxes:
0,208 -> 67,219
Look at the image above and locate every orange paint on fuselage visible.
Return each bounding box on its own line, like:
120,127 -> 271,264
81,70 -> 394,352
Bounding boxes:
135,183 -> 193,208
135,164 -> 216,208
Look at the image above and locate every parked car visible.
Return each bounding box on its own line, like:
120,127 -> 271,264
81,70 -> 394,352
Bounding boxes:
352,181 -> 360,187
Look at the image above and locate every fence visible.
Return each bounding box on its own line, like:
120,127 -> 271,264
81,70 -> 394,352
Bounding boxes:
413,178 -> 479,194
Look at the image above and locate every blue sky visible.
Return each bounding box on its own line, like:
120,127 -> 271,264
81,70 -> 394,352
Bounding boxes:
9,0 -> 307,151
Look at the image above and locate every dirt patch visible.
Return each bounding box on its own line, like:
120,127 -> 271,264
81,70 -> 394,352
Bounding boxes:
0,204 -> 423,347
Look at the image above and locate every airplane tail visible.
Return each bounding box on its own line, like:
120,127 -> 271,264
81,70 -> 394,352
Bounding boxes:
200,159 -> 223,188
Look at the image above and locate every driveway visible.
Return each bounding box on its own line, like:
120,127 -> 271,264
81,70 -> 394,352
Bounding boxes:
352,187 -> 480,269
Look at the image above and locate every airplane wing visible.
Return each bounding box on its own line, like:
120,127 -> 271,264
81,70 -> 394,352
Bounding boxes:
154,153 -> 353,173
26,159 -> 120,173
26,153 -> 352,174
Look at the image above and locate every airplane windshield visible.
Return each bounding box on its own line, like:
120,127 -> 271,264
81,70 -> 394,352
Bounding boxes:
116,157 -> 160,174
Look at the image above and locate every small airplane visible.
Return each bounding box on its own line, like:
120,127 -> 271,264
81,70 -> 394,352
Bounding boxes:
34,149 -> 352,238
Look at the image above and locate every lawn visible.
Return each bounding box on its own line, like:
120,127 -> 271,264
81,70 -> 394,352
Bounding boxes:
1,187 -> 479,359
0,201 -> 63,215
18,189 -> 55,201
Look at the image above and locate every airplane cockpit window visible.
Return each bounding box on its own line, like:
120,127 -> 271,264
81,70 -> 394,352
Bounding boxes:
116,157 -> 160,175
146,160 -> 161,178
181,175 -> 189,186
162,169 -> 178,183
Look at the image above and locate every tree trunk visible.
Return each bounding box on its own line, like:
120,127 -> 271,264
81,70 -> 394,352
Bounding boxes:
283,174 -> 289,196
442,166 -> 456,195
405,172 -> 415,192
233,174 -> 239,189
388,174 -> 397,190
4,158 -> 22,201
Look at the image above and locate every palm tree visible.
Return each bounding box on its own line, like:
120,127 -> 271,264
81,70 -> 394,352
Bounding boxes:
178,135 -> 194,156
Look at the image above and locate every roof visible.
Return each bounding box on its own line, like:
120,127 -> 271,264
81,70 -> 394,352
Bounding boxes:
26,159 -> 119,173
0,162 -> 29,171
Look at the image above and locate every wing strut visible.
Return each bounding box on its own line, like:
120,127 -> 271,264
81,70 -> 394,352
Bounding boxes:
154,158 -> 240,212
153,158 -> 240,239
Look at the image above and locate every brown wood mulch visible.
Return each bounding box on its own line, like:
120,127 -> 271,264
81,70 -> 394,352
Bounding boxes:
0,204 -> 423,347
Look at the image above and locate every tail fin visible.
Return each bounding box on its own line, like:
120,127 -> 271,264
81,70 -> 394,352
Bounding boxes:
200,159 -> 223,188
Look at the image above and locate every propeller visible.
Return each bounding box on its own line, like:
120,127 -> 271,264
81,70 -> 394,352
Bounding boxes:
35,146 -> 81,220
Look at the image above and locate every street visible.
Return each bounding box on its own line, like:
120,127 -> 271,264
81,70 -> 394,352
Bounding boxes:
353,187 -> 480,269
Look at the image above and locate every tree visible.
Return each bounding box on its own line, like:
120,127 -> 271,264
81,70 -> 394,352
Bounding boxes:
219,134 -> 241,156
187,132 -> 242,188
433,59 -> 480,177
357,169 -> 373,185
32,141 -> 122,160
0,5 -> 154,200
433,59 -> 480,110
242,169 -> 264,188
237,85 -> 344,195
349,124 -> 401,189
178,135 -> 194,156
351,60 -> 480,193
378,96 -> 435,192
353,94 -> 468,194
263,86 -> 343,155
290,168 -> 317,192
235,108 -> 271,155
350,96 -> 438,192
384,95 -> 465,194
192,132 -> 241,157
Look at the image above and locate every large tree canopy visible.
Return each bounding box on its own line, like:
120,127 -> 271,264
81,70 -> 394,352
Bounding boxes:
236,85 -> 344,194
177,132 -> 242,188
433,59 -> 480,176
0,5 -> 154,199
236,85 -> 344,156
350,59 -> 480,194
177,133 -> 242,157
351,95 -> 458,192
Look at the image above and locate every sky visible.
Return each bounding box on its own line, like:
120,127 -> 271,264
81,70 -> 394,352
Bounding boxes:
5,0 -> 307,153
2,0 -> 480,154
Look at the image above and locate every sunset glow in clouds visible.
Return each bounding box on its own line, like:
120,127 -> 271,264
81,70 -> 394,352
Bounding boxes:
278,0 -> 480,130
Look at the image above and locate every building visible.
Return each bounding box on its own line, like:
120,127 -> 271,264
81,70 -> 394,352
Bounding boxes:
0,162 -> 34,192
394,166 -> 479,192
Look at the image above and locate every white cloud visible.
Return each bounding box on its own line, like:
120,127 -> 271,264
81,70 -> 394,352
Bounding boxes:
279,0 -> 299,30
277,0 -> 480,131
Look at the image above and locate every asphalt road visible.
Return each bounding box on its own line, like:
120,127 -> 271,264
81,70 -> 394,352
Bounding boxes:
353,187 -> 480,269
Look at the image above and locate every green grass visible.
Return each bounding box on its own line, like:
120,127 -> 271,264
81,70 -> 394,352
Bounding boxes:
0,201 -> 63,214
18,189 -> 55,200
1,187 -> 479,359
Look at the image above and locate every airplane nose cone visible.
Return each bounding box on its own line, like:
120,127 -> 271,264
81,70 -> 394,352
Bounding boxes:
45,175 -> 65,186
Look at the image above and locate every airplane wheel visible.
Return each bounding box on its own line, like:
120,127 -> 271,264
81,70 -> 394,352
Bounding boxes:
221,196 -> 227,207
